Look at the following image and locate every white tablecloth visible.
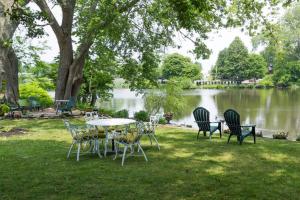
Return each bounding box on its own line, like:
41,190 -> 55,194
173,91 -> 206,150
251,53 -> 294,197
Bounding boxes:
86,118 -> 136,127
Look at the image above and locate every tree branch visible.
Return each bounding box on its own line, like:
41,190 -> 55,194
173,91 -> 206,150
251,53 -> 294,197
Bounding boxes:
33,0 -> 64,41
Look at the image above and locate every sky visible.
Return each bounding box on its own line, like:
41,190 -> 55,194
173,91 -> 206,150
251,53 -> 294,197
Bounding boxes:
17,3 -> 267,76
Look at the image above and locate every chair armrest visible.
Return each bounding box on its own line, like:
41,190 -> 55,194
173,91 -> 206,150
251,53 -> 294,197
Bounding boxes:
209,121 -> 221,124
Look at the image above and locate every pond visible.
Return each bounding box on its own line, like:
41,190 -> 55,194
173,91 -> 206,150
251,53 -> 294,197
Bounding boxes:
98,88 -> 300,139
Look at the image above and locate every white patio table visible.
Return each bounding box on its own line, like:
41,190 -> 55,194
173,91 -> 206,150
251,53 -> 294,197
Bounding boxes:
86,118 -> 136,127
86,118 -> 136,155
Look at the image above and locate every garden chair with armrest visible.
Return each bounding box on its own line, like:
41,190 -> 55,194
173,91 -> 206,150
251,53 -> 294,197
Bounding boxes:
193,107 -> 222,140
224,109 -> 256,145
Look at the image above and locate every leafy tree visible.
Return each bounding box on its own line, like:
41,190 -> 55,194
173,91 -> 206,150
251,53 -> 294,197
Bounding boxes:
162,53 -> 202,80
9,0 -> 292,100
212,37 -> 248,80
78,57 -> 114,107
253,3 -> 300,86
145,78 -> 185,117
244,54 -> 267,80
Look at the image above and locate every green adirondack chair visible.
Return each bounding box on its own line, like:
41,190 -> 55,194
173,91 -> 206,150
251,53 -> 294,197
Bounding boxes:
9,99 -> 29,115
56,97 -> 76,114
28,96 -> 41,111
193,107 -> 222,140
224,109 -> 256,145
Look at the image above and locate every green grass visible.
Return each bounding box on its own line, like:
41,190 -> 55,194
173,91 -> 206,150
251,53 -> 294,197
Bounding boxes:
1,119 -> 300,199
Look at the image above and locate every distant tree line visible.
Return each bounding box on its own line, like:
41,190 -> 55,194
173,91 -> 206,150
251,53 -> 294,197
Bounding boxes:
212,3 -> 300,87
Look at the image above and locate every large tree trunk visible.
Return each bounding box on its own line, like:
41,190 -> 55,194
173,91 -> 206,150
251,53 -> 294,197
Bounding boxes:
0,0 -> 19,103
4,48 -> 19,102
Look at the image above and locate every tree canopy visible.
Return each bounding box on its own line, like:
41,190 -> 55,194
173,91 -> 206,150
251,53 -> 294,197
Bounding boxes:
161,53 -> 202,81
212,37 -> 249,80
253,2 -> 300,86
7,0 -> 297,100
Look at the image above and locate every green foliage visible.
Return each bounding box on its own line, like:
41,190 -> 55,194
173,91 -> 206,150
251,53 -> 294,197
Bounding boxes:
98,108 -> 114,117
134,110 -> 150,122
112,109 -> 129,118
78,57 -> 114,106
19,82 -> 53,107
253,3 -> 300,87
76,102 -> 93,111
273,60 -> 300,87
245,54 -> 267,80
0,104 -> 10,116
144,78 -> 186,118
212,37 -> 249,81
158,117 -> 167,125
259,75 -> 274,87
162,53 -> 202,81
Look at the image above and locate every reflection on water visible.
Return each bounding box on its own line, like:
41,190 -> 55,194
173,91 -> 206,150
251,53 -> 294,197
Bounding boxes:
98,88 -> 300,138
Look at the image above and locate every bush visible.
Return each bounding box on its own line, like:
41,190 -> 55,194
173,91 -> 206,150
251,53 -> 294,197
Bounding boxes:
112,109 -> 129,118
134,110 -> 149,122
98,108 -> 114,116
177,77 -> 194,89
158,117 -> 167,124
0,104 -> 10,116
19,82 -> 53,107
76,102 -> 93,111
259,75 -> 274,88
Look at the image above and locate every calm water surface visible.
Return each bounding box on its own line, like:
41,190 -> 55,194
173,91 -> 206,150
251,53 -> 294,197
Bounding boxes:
98,88 -> 300,139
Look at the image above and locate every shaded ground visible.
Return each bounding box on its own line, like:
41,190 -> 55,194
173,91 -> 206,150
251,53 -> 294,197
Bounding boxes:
0,119 -> 300,199
0,127 -> 27,137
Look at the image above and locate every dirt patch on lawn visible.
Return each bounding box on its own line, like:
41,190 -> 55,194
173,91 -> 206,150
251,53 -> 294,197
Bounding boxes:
0,128 -> 28,137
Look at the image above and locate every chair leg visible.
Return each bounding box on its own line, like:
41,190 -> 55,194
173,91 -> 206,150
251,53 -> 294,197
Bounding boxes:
67,141 -> 75,159
104,140 -> 108,157
114,143 -> 119,160
203,131 -> 206,137
76,142 -> 81,161
122,146 -> 128,166
96,140 -> 102,159
219,129 -> 222,138
227,134 -> 232,144
253,127 -> 256,144
239,137 -> 243,145
197,130 -> 200,140
138,144 -> 148,162
151,135 -> 160,150
209,132 -> 212,140
148,135 -> 153,145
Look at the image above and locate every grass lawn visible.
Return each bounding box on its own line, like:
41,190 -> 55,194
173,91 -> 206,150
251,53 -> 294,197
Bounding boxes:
1,119 -> 300,200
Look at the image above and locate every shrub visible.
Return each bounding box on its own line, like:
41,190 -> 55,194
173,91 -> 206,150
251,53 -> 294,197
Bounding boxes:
76,102 -> 94,111
259,75 -> 274,88
296,135 -> 300,142
158,117 -> 167,125
0,104 -> 10,116
134,110 -> 149,122
98,108 -> 114,117
177,77 -> 194,89
19,82 -> 53,107
273,132 -> 288,140
113,109 -> 129,118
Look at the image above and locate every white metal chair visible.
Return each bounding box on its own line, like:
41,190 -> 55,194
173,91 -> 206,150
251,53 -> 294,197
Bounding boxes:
113,122 -> 148,166
64,120 -> 102,161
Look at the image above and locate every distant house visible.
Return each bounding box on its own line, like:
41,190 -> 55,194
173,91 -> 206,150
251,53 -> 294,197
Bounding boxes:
241,79 -> 262,84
